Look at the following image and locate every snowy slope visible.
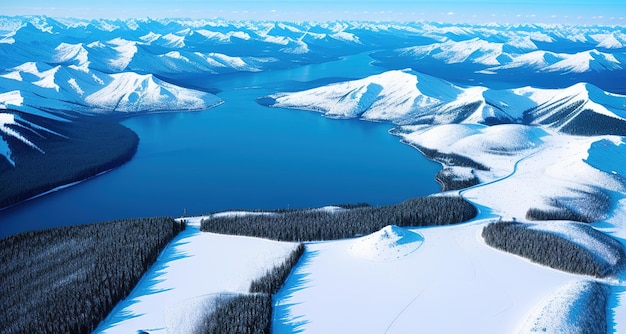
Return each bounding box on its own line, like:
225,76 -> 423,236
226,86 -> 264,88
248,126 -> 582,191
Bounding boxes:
2,17 -> 624,87
399,38 -> 510,66
269,69 -> 452,121
484,49 -> 623,73
0,109 -> 67,166
274,222 -> 589,334
350,225 -> 424,261
95,218 -> 298,334
269,69 -> 626,133
0,62 -> 222,114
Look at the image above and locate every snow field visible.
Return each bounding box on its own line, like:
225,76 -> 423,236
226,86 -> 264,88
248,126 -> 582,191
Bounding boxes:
95,217 -> 299,334
274,222 -> 584,334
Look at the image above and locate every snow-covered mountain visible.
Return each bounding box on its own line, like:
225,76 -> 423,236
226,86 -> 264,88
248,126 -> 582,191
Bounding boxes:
1,16 -> 624,92
394,40 -> 623,74
267,69 -> 626,135
481,49 -> 623,74
0,61 -> 222,115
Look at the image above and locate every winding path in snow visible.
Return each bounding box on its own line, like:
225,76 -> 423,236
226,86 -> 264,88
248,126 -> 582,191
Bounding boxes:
457,146 -> 547,220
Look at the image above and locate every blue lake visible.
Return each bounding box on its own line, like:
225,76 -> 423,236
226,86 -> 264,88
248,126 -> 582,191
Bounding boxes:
0,53 -> 441,238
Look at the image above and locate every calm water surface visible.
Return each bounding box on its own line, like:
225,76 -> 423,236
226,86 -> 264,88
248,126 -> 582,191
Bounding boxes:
0,53 -> 441,238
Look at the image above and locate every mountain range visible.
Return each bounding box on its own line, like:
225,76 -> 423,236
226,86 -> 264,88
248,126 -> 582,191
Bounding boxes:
266,68 -> 626,136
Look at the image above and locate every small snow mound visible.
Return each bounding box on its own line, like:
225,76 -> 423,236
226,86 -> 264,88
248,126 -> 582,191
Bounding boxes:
350,225 -> 424,262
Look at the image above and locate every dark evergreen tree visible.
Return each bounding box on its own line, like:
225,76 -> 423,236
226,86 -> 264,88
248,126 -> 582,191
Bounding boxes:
0,217 -> 185,334
482,221 -> 625,278
201,196 -> 477,241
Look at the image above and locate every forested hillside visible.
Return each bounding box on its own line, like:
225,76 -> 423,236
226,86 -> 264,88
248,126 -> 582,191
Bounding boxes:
0,110 -> 138,209
0,217 -> 184,333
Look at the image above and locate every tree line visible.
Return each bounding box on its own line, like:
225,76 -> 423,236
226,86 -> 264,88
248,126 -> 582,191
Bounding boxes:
198,244 -> 305,333
435,167 -> 480,191
526,189 -> 610,223
481,221 -> 624,278
0,217 -> 185,334
394,138 -> 488,191
201,196 -> 477,241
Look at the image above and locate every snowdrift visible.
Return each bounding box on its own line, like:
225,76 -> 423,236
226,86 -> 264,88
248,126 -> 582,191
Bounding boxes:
350,225 -> 424,261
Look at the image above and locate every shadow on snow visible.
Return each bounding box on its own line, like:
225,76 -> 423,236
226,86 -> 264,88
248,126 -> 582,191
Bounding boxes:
272,248 -> 320,334
94,225 -> 197,332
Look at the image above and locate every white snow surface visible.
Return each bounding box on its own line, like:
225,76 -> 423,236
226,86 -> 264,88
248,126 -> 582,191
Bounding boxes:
84,72 -> 221,112
0,62 -> 223,114
270,69 -> 626,128
401,38 -> 507,66
274,222 -> 582,334
0,90 -> 23,108
350,225 -> 424,261
95,218 -> 298,334
519,280 -> 603,333
485,49 -> 622,73
267,70 -> 626,333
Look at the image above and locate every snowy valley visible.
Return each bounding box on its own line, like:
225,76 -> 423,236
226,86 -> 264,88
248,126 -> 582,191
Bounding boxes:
1,16 -> 626,334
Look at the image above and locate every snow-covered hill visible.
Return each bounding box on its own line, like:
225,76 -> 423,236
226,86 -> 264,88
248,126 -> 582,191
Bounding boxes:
1,16 -> 624,93
397,39 -> 623,74
267,69 -> 626,135
0,61 -> 222,115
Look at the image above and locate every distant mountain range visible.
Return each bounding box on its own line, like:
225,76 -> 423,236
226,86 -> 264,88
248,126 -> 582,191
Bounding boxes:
0,17 -> 624,90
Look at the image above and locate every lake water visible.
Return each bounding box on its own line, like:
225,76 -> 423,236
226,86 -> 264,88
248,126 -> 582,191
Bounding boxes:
0,53 -> 441,238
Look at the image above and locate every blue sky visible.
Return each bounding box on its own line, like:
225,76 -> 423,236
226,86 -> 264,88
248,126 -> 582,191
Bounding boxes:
2,0 -> 624,24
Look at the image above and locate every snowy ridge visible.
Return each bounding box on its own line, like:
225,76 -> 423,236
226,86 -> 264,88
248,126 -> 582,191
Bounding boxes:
0,61 -> 222,114
84,72 -> 220,113
483,49 -> 623,74
1,17 -> 623,87
400,38 -> 509,66
269,69 -> 626,131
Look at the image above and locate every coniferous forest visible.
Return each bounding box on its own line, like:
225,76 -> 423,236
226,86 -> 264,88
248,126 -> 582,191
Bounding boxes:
0,217 -> 184,334
481,221 -> 625,278
199,244 -> 305,334
525,190 -> 611,223
0,110 -> 139,209
201,196 -> 477,241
